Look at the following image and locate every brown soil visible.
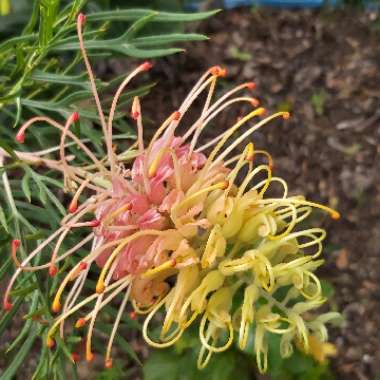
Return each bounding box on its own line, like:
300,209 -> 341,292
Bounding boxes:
143,7 -> 380,380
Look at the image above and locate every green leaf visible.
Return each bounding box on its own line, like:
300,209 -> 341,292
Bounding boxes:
87,9 -> 220,23
321,280 -> 335,298
0,205 -> 9,232
30,69 -> 95,90
143,350 -> 180,380
134,33 -> 208,48
21,171 -> 32,202
123,12 -> 158,40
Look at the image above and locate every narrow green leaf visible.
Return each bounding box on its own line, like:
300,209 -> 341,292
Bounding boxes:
30,69 -> 94,90
134,33 -> 208,47
21,171 -> 32,202
117,46 -> 184,59
87,9 -> 220,23
123,12 -> 158,40
6,291 -> 39,353
0,205 -> 9,232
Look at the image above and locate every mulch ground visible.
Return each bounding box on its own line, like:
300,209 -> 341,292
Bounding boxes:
142,7 -> 380,380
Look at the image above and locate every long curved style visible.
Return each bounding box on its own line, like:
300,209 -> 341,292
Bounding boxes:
6,13 -> 340,372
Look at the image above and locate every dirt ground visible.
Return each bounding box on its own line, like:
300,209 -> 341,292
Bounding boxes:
142,7 -> 380,380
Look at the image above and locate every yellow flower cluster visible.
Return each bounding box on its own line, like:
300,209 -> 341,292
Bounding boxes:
141,141 -> 340,372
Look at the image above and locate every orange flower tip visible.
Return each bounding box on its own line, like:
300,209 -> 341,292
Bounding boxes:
129,311 -> 137,320
173,111 -> 181,121
210,65 -> 227,77
89,219 -> 100,228
3,299 -> 13,311
79,262 -> 88,271
46,336 -> 55,349
171,259 -> 177,267
51,300 -> 61,313
246,153 -> 254,162
86,352 -> 94,362
269,163 -> 274,171
131,111 -> 140,120
140,61 -> 153,71
78,13 -> 86,25
282,112 -> 290,120
96,282 -> 105,294
105,358 -> 113,369
71,353 -> 80,363
49,264 -> 58,277
15,131 -> 25,143
72,111 -> 80,123
331,211 -> 340,220
245,81 -> 256,90
220,181 -> 229,190
75,318 -> 87,328
68,201 -> 78,214
250,98 -> 260,107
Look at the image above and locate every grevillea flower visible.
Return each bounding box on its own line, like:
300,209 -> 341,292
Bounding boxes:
5,13 -> 341,372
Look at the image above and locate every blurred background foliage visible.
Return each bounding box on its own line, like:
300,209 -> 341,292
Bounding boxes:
0,0 -> 344,379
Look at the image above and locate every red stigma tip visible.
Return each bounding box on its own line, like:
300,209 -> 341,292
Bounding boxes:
140,61 -> 153,71
105,359 -> 113,368
90,219 -> 100,228
173,111 -> 181,121
75,318 -> 86,328
71,353 -> 80,362
246,82 -> 256,90
129,311 -> 137,320
12,239 -> 20,249
3,298 -> 12,311
171,259 -> 177,267
131,111 -> 140,120
68,201 -> 78,214
49,264 -> 58,277
79,262 -> 88,271
78,13 -> 86,25
72,112 -> 80,122
15,131 -> 25,143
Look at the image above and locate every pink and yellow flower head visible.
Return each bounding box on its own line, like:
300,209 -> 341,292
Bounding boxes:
6,13 -> 340,371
